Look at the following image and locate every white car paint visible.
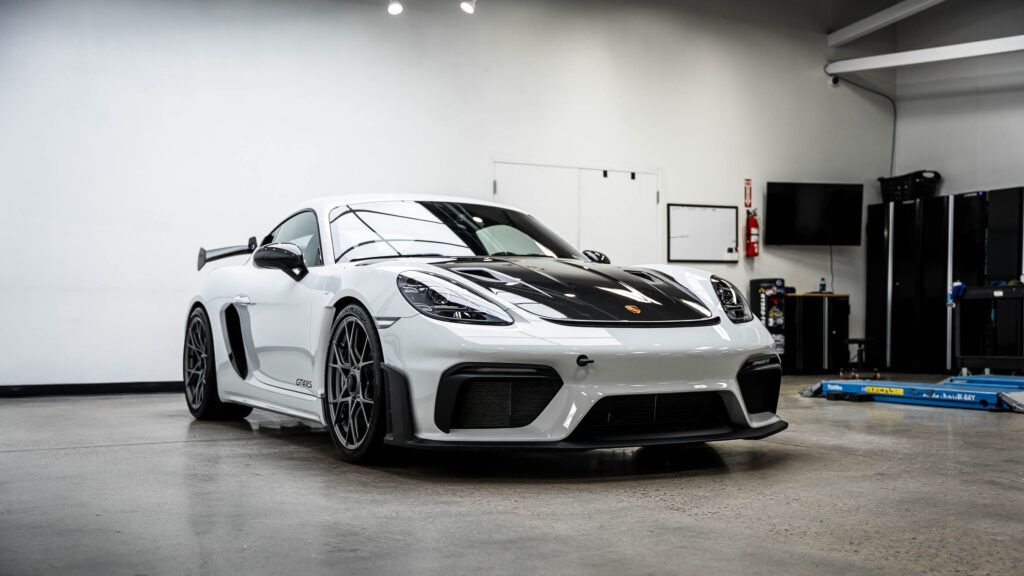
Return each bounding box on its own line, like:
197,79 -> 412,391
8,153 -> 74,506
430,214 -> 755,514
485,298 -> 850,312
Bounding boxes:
188,194 -> 784,446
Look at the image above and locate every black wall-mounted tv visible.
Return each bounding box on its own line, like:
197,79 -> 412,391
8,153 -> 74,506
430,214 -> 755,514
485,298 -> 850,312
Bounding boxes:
765,182 -> 864,246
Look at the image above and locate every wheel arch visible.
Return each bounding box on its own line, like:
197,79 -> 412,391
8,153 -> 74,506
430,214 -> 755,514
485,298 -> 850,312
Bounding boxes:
184,299 -> 211,347
187,299 -> 207,317
313,295 -> 373,400
332,295 -> 367,314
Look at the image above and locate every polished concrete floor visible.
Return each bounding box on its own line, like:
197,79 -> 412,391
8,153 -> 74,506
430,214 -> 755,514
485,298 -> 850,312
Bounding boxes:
2,376 -> 1022,576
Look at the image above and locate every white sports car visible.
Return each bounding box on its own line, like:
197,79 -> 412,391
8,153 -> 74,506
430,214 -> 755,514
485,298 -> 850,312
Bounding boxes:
185,195 -> 786,461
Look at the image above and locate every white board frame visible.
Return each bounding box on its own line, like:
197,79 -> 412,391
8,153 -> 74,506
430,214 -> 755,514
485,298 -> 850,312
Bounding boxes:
667,203 -> 739,263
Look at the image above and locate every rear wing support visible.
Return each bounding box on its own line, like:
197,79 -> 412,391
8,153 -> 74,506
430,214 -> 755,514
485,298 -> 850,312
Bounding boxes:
198,236 -> 258,270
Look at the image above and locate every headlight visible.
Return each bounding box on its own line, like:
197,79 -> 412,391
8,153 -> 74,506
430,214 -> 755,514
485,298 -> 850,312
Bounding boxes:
397,272 -> 513,325
710,276 -> 753,323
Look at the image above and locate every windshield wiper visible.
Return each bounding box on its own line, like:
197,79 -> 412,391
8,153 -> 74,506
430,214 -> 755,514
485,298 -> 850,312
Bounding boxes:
348,253 -> 448,263
347,252 -> 554,263
488,252 -> 553,258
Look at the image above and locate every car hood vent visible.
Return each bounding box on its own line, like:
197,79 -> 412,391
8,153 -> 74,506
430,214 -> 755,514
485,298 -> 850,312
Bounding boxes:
432,258 -> 717,326
625,270 -> 659,283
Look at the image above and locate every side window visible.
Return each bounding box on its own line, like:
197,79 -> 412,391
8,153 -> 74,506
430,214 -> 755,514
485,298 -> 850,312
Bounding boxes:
269,211 -> 323,267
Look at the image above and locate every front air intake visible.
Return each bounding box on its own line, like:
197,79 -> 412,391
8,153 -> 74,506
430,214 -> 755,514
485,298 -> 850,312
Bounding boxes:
570,392 -> 732,442
737,354 -> 782,414
435,364 -> 562,432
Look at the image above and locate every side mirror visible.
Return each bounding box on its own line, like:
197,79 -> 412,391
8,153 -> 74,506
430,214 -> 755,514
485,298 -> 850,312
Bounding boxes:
583,250 -> 611,264
254,243 -> 308,281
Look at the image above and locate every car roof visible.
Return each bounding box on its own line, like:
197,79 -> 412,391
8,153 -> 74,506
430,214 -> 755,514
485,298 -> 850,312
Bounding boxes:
293,194 -> 528,217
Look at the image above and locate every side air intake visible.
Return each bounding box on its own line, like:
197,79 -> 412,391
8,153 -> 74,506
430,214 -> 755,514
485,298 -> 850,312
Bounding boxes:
223,304 -> 249,379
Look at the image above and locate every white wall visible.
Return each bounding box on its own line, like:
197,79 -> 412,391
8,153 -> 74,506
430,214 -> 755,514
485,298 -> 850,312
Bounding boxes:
894,0 -> 1024,193
0,0 -> 893,385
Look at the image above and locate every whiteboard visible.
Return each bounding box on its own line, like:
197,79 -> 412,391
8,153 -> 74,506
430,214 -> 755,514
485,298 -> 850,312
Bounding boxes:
667,204 -> 739,262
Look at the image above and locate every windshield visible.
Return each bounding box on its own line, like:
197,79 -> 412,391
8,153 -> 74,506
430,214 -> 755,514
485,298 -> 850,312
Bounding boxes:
328,201 -> 585,263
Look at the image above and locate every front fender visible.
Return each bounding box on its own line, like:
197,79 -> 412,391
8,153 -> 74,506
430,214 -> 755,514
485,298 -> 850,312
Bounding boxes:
308,263 -> 423,399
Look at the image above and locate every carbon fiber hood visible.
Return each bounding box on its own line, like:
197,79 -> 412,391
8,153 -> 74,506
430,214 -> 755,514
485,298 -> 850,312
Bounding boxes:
430,257 -> 717,326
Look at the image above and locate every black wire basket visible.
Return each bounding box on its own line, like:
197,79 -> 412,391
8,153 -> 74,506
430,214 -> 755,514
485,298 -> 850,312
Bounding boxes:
878,170 -> 942,203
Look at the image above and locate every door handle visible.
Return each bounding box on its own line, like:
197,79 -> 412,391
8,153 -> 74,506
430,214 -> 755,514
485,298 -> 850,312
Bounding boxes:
234,295 -> 251,305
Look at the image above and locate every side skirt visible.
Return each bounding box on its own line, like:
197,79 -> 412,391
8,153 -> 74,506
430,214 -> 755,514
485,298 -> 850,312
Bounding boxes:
221,376 -> 324,424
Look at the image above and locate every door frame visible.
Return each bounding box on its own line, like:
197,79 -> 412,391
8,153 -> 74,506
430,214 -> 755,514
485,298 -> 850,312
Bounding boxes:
491,157 -> 664,260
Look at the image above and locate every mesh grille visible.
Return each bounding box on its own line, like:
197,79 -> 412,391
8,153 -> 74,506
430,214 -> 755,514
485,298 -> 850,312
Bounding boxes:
454,382 -> 512,428
571,392 -> 731,440
449,368 -> 562,429
510,383 -> 562,426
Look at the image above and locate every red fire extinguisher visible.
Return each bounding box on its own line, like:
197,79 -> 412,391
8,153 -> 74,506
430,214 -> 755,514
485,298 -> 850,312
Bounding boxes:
745,209 -> 760,257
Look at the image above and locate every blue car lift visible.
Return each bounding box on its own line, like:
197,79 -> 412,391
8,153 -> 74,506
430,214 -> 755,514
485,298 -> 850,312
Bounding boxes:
801,375 -> 1024,413
801,284 -> 1024,413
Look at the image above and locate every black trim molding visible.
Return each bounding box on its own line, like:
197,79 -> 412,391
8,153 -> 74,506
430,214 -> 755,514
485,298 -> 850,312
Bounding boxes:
0,381 -> 183,398
544,317 -> 721,328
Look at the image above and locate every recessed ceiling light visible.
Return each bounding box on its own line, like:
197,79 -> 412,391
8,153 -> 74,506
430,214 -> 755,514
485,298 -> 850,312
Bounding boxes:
387,1 -> 404,15
460,0 -> 476,14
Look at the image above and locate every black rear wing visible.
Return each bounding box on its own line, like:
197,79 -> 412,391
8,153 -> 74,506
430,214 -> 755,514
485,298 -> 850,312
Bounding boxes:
197,236 -> 258,271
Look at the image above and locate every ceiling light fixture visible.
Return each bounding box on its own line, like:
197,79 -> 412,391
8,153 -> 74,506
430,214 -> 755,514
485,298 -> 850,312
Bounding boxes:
387,0 -> 404,15
460,0 -> 476,14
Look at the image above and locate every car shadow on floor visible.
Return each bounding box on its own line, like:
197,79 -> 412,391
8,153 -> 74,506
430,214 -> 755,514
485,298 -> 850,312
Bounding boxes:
377,443 -> 735,482
188,417 -> 794,482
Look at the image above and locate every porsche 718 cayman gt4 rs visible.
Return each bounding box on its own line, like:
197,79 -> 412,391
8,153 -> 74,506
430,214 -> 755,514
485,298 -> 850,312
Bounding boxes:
184,196 -> 786,461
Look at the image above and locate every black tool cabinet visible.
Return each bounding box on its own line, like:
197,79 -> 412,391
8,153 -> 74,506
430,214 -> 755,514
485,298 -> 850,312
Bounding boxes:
865,187 -> 1024,372
782,294 -> 849,375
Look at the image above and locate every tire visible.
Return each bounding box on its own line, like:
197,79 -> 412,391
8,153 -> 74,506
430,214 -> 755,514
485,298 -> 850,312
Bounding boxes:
183,307 -> 253,420
323,304 -> 387,463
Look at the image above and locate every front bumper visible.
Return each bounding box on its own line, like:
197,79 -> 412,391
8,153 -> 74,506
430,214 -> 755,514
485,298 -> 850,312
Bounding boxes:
383,366 -> 787,450
379,314 -> 786,450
